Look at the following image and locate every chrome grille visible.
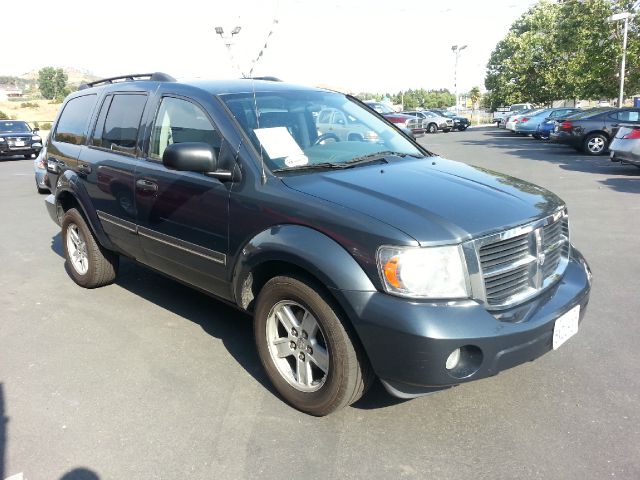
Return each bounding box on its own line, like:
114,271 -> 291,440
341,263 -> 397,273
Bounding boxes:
473,211 -> 570,309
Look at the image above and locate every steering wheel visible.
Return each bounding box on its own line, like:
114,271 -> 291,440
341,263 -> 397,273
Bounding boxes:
314,133 -> 340,145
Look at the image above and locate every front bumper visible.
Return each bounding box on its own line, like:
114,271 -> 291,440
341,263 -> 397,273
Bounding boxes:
334,247 -> 591,398
0,144 -> 42,157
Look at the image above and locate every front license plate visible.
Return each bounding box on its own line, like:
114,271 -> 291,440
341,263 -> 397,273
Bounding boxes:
553,305 -> 580,350
15,141 -> 25,147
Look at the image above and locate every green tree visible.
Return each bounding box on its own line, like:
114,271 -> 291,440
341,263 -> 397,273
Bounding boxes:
469,86 -> 482,109
38,67 -> 68,100
485,0 -> 640,108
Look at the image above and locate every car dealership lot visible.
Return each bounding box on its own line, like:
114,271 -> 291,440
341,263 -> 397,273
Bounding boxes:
1,128 -> 638,479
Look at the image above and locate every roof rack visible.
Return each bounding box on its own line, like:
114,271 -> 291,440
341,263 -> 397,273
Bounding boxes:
243,76 -> 283,82
78,72 -> 176,90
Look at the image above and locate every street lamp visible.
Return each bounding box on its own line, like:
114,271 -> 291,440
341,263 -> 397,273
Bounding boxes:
451,44 -> 467,113
215,25 -> 243,75
608,1 -> 640,107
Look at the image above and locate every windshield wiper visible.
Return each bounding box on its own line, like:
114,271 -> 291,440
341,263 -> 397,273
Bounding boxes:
343,151 -> 424,167
272,162 -> 347,173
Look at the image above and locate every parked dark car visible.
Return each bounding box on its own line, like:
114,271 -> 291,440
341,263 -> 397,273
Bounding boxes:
536,109 -> 585,140
0,120 -> 43,159
430,108 -> 471,131
363,101 -> 425,137
549,107 -> 640,155
44,73 -> 591,416
610,124 -> 640,167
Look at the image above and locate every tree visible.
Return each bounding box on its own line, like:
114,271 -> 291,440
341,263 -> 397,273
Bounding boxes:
38,67 -> 69,100
469,86 -> 482,109
484,0 -> 640,109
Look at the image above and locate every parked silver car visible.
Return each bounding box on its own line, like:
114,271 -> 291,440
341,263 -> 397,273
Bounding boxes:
402,110 -> 453,133
610,125 -> 640,167
34,142 -> 49,193
315,108 -> 383,142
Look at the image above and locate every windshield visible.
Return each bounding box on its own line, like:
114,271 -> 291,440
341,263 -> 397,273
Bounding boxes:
568,107 -> 612,119
0,121 -> 31,133
510,104 -> 528,112
221,90 -> 425,172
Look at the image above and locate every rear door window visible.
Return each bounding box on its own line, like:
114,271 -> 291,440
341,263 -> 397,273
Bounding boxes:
53,94 -> 97,145
92,93 -> 147,155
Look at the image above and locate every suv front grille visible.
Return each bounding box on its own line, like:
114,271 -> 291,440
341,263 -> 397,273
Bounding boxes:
473,211 -> 570,309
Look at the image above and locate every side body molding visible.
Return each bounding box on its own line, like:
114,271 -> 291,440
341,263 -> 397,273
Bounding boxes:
54,169 -> 115,251
231,225 -> 377,310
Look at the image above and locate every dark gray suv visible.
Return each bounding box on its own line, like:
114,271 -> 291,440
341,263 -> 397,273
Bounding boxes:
44,73 -> 592,415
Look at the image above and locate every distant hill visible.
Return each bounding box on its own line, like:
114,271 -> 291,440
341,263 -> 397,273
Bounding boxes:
20,67 -> 100,86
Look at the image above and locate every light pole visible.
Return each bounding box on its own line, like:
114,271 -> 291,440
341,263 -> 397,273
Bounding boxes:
451,44 -> 467,113
608,1 -> 640,107
215,26 -> 243,76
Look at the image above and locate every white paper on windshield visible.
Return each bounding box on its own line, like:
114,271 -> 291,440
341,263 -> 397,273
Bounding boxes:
254,127 -> 308,166
629,112 -> 639,122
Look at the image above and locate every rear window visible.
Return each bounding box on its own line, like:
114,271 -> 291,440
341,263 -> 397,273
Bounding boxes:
92,93 -> 147,155
54,94 -> 97,145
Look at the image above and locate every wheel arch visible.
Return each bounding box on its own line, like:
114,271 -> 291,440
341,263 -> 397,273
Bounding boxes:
54,171 -> 115,250
231,224 -> 377,314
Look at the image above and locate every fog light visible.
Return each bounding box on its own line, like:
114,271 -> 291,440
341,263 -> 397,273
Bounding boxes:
445,348 -> 461,370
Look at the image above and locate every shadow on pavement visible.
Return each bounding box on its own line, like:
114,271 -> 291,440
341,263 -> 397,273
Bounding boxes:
59,468 -> 100,480
49,236 -> 274,397
448,129 -> 640,193
1,384 -> 5,480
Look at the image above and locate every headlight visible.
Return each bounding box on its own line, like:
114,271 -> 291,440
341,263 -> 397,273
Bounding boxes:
32,135 -> 41,142
0,138 -> 5,142
377,245 -> 469,299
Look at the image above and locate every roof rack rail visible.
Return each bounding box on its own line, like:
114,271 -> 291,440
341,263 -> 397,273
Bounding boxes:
243,76 -> 283,82
78,72 -> 176,90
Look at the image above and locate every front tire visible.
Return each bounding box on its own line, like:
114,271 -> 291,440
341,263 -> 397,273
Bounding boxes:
61,208 -> 119,288
427,123 -> 438,134
254,275 -> 373,416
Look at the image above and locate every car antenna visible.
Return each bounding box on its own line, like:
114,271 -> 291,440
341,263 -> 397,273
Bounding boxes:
247,5 -> 280,185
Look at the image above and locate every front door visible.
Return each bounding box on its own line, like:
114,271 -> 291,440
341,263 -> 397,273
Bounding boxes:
135,95 -> 230,298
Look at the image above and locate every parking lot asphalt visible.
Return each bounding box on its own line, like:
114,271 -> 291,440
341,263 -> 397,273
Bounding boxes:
1,128 -> 639,480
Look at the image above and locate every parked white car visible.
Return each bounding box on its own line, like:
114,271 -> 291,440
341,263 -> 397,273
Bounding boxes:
402,110 -> 453,133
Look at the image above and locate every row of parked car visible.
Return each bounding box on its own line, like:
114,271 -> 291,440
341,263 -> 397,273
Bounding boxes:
499,105 -> 640,164
363,101 -> 470,137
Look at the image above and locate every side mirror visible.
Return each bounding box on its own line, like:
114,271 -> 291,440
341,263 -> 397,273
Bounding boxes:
33,127 -> 40,134
162,142 -> 217,173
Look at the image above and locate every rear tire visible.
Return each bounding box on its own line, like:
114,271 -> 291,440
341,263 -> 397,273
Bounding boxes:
583,133 -> 608,155
254,275 -> 373,416
61,208 -> 119,288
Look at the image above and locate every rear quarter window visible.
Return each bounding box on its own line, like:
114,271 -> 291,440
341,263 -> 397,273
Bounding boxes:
53,94 -> 98,145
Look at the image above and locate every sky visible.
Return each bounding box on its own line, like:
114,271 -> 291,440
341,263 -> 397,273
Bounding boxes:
4,0 -> 538,94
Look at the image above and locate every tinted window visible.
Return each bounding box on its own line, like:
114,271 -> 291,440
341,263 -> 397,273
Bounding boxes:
91,96 -> 113,147
613,110 -> 640,122
54,94 -> 97,145
149,97 -> 218,160
94,94 -> 147,154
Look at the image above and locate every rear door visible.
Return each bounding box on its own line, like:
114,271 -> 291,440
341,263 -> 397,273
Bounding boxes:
82,92 -> 149,258
608,109 -> 640,137
47,94 -> 99,189
134,94 -> 230,298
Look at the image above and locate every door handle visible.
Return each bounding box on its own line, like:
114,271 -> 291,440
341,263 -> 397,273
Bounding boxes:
78,164 -> 92,174
136,179 -> 158,193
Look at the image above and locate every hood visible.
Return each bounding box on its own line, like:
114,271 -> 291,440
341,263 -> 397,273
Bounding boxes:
0,132 -> 34,137
383,113 -> 415,123
281,156 -> 564,245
